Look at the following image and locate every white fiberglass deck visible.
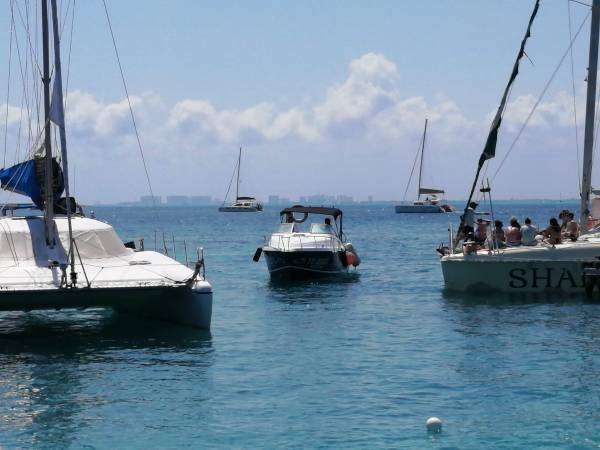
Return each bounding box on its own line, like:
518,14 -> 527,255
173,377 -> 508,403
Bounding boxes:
441,233 -> 600,293
265,223 -> 344,252
0,215 -> 210,291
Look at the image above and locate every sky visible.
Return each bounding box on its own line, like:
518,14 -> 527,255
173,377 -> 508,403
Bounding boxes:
0,0 -> 596,203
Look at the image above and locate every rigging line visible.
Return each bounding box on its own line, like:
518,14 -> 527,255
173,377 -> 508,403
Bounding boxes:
64,0 -> 76,113
101,0 -> 159,217
12,14 -> 31,167
11,2 -> 37,163
570,0 -> 592,7
568,0 -> 582,190
491,9 -> 590,181
402,133 -> 422,202
4,0 -> 15,167
33,0 -> 41,138
13,0 -> 43,78
221,153 -> 239,205
24,0 -> 34,151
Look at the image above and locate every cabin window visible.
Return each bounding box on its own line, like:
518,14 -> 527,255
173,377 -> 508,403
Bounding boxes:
276,223 -> 294,233
310,223 -> 333,234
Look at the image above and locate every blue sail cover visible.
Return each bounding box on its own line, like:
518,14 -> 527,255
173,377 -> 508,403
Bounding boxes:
0,159 -> 64,209
0,160 -> 43,208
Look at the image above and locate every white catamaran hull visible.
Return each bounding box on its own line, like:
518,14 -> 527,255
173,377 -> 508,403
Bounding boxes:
218,206 -> 261,212
0,216 -> 213,329
395,204 -> 445,213
441,238 -> 600,294
0,283 -> 213,329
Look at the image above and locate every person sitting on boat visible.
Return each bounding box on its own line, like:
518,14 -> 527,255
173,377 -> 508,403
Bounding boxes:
563,212 -> 580,242
474,218 -> 489,245
542,217 -> 562,245
323,218 -> 334,234
492,220 -> 506,248
461,201 -> 478,240
559,210 -> 571,232
505,217 -> 522,247
520,217 -> 538,246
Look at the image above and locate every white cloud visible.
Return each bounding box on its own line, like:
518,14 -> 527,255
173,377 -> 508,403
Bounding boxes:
313,52 -> 400,130
0,53 -> 585,202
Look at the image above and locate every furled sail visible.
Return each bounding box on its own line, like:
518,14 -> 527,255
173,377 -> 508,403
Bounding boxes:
479,0 -> 539,164
0,157 -> 64,209
453,0 -> 540,249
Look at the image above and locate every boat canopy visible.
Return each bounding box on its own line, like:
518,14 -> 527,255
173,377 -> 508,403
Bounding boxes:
0,216 -> 129,265
236,196 -> 256,200
279,205 -> 343,219
419,188 -> 444,195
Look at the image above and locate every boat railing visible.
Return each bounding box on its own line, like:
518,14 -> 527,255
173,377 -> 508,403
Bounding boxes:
268,233 -> 343,252
143,230 -> 207,277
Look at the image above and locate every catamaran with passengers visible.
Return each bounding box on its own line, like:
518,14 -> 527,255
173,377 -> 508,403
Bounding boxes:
439,0 -> 600,296
253,205 -> 360,278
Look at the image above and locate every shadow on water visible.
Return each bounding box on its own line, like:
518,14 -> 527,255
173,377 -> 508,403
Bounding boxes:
441,288 -> 600,308
0,309 -> 213,355
265,272 -> 360,304
0,309 -> 214,447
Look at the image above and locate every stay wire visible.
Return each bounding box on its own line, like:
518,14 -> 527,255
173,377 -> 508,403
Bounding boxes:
101,0 -> 158,219
221,153 -> 239,206
402,134 -> 422,202
491,9 -> 590,182
3,0 -> 15,167
568,0 -> 582,190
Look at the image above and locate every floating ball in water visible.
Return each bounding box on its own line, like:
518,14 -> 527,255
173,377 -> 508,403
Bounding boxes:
426,417 -> 442,433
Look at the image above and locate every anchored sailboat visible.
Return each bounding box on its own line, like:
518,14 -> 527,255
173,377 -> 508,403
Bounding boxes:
395,119 -> 453,213
0,0 -> 212,328
440,0 -> 600,295
219,147 -> 263,212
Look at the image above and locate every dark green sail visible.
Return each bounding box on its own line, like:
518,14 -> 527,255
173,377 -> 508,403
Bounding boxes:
454,0 -> 540,249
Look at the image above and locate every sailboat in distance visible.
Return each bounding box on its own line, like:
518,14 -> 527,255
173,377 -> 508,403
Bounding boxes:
219,147 -> 263,212
0,0 -> 212,328
395,119 -> 453,213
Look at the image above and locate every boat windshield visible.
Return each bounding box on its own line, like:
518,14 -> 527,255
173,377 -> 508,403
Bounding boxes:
310,223 -> 334,234
276,223 -> 295,233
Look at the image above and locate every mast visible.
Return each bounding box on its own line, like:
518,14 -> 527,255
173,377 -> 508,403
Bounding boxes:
50,0 -> 77,285
236,146 -> 241,200
41,0 -> 55,246
417,118 -> 428,200
580,0 -> 600,232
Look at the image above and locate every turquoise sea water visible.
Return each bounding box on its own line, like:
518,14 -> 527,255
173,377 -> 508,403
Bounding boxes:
1,201 -> 599,448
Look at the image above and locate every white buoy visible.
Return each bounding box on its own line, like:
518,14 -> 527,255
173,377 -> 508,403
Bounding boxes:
426,417 -> 442,433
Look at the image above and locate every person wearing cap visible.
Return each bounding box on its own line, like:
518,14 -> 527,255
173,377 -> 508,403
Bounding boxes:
521,217 -> 538,246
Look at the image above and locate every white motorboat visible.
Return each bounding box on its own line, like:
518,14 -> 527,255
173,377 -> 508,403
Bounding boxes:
0,0 -> 212,328
219,147 -> 263,212
395,119 -> 453,214
253,206 -> 360,278
440,0 -> 600,296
